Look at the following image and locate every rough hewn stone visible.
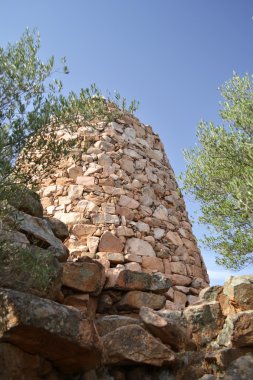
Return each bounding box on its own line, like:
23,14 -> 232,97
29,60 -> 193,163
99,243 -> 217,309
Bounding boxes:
0,288 -> 102,373
118,291 -> 166,311
14,211 -> 68,261
102,324 -> 175,366
62,258 -> 105,295
139,307 -> 193,351
98,231 -> 123,253
125,237 -> 156,257
216,311 -> 253,348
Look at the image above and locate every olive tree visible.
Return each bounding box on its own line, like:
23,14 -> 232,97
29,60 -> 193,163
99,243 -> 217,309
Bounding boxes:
0,29 -> 138,215
182,73 -> 253,270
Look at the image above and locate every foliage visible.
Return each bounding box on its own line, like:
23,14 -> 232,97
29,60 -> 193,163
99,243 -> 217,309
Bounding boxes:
182,73 -> 253,270
0,29 -> 139,216
0,241 -> 59,292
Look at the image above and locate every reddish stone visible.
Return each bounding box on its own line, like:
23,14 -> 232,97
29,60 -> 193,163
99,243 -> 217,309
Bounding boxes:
98,231 -> 123,253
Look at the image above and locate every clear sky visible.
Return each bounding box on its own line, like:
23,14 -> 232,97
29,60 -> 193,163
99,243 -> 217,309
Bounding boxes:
1,0 -> 252,284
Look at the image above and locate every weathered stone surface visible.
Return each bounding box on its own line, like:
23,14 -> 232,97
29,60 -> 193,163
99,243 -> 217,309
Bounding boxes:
104,267 -> 125,289
75,199 -> 99,213
125,237 -> 156,257
119,158 -> 135,174
140,187 -> 155,206
54,211 -> 83,226
105,269 -> 171,293
164,300 -> 185,311
68,184 -> 83,199
118,195 -> 139,209
28,110 -> 210,306
67,165 -> 83,179
171,261 -> 187,276
174,290 -> 187,306
0,288 -> 102,373
223,275 -> 253,312
92,213 -> 120,225
95,315 -> 140,336
98,231 -> 123,253
187,295 -> 199,305
14,211 -> 68,261
154,227 -> 165,239
136,221 -> 150,233
118,291 -> 166,310
184,301 -> 225,347
153,205 -> 168,221
125,262 -> 142,272
44,217 -> 69,241
166,231 -> 183,246
142,256 -> 164,273
223,353 -> 253,379
102,324 -> 175,366
87,236 -> 100,255
63,258 -> 105,295
199,286 -> 223,302
191,277 -> 209,289
76,176 -> 95,187
63,294 -> 90,314
72,223 -> 97,239
171,274 -> 192,286
97,252 -> 124,264
216,311 -> 253,348
124,253 -> 142,263
205,347 -> 253,373
0,342 -> 59,380
139,307 -> 193,351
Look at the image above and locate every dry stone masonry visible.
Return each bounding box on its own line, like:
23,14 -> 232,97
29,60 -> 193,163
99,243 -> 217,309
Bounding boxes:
0,123 -> 253,378
38,113 -> 209,311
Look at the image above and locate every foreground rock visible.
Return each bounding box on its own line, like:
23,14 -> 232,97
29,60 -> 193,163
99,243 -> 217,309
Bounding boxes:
0,288 -> 102,373
102,324 -> 176,366
216,311 -> 253,348
184,301 -> 225,347
222,275 -> 253,314
0,342 -> 60,380
14,211 -> 69,261
95,315 -> 140,336
139,307 -> 194,351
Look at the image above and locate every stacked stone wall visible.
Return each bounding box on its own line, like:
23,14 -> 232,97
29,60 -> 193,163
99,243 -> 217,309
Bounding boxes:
38,113 -> 209,309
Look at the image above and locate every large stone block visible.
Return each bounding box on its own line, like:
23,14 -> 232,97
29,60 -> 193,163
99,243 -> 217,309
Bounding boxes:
98,231 -> 123,253
102,324 -> 175,366
105,269 -> 171,293
118,291 -> 166,310
223,275 -> 253,312
63,258 -> 105,295
216,311 -> 253,348
125,237 -> 156,257
0,288 -> 102,373
13,211 -> 68,262
139,307 -> 194,351
184,301 -> 225,347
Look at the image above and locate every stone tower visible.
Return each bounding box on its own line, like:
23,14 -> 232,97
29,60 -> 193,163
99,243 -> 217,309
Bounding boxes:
38,112 -> 209,309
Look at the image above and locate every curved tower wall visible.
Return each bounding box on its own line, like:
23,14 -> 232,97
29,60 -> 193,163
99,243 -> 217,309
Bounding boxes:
38,113 -> 209,307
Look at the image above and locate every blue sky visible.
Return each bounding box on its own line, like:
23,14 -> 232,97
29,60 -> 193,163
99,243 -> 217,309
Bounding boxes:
1,0 -> 252,284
